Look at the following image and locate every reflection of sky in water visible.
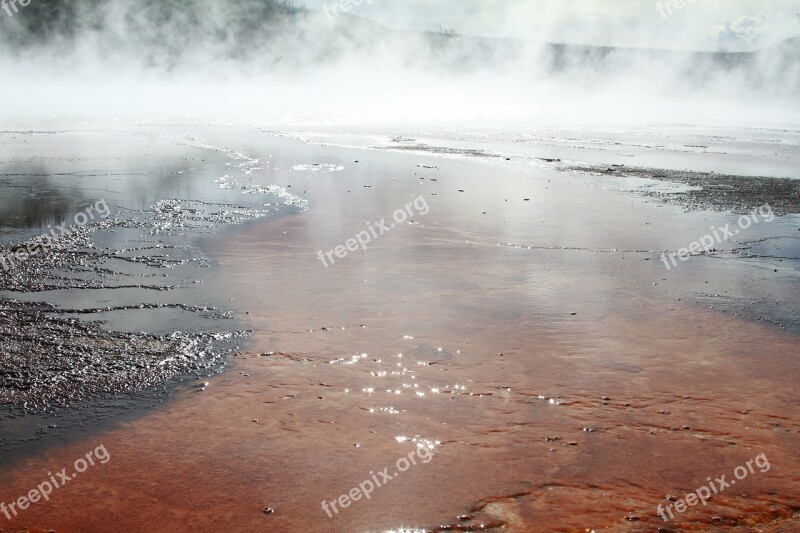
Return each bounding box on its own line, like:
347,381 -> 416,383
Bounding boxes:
0,129 -> 315,338
0,129 -> 316,233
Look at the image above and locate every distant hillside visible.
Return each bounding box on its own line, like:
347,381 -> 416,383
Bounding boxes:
0,0 -> 304,65
0,0 -> 300,43
1,0 -> 798,91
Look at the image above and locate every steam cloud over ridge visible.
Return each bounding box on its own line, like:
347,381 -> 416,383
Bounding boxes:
1,0 -> 798,126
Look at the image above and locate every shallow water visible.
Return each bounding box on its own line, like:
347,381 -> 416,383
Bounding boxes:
0,126 -> 798,532
0,127 -> 301,455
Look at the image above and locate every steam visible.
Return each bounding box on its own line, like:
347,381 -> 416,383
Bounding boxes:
0,0 -> 798,128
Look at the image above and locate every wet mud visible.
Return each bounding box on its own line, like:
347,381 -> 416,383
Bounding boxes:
568,163 -> 800,215
0,297 -> 240,409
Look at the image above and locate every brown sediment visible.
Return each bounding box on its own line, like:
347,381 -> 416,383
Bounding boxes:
0,144 -> 798,533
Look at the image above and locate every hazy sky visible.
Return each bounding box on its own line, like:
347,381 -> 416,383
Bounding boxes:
298,0 -> 800,51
